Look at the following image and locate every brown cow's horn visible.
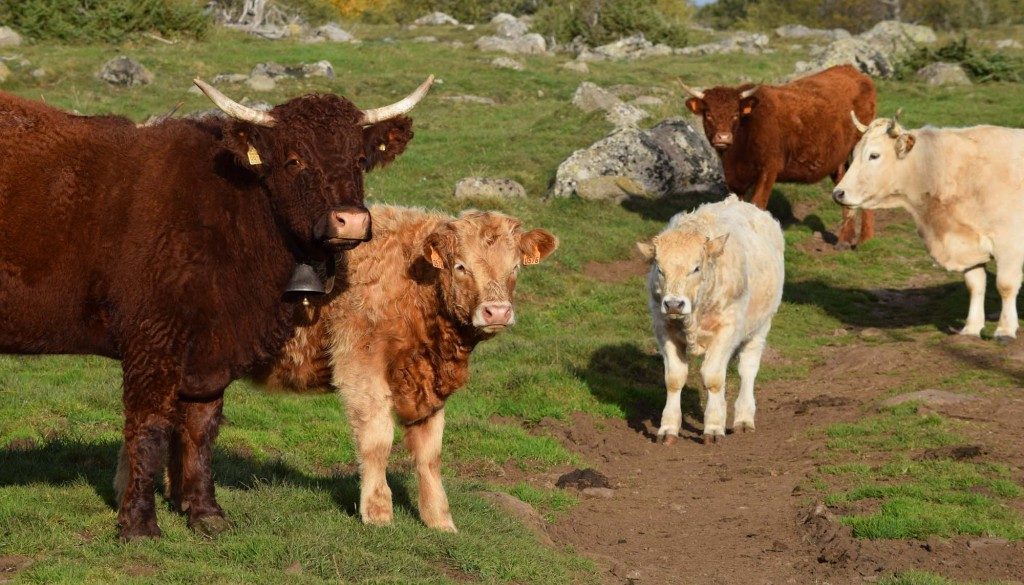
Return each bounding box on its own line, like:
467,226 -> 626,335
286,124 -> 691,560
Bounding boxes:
358,75 -> 435,125
193,78 -> 276,127
740,86 -> 759,99
851,111 -> 870,133
676,78 -> 705,100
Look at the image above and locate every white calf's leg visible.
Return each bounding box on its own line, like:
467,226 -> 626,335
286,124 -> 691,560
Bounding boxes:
657,336 -> 688,444
699,339 -> 733,442
341,377 -> 395,526
994,257 -> 1022,340
961,266 -> 987,336
734,328 -> 769,432
405,408 -> 457,532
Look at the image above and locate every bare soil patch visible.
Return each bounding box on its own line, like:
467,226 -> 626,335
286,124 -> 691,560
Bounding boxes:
0,556 -> 32,584
582,258 -> 648,284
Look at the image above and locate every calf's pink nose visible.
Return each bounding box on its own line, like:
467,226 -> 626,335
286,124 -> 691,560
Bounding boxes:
481,303 -> 513,326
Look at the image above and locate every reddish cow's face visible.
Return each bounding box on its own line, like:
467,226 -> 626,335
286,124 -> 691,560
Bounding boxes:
196,78 -> 431,259
684,86 -> 759,153
423,211 -> 558,335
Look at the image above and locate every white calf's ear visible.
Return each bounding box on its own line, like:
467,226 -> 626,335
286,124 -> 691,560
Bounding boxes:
704,234 -> 729,259
636,241 -> 656,261
895,133 -> 916,159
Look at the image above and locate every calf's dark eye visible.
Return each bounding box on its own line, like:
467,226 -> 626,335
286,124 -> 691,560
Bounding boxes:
869,152 -> 880,160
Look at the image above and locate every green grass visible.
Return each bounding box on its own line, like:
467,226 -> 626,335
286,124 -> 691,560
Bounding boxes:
3,23 -> 1024,584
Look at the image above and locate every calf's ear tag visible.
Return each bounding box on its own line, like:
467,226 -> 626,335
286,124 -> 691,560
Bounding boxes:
247,145 -> 263,166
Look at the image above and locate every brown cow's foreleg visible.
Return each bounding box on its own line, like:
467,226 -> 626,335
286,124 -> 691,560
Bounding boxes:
115,352 -> 179,540
837,207 -> 858,246
750,169 -> 778,210
405,408 -> 456,532
167,396 -> 229,536
858,209 -> 876,245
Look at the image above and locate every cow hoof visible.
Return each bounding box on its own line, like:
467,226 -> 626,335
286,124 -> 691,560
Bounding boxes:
995,334 -> 1015,346
118,522 -> 162,541
958,327 -> 983,337
702,434 -> 721,445
191,514 -> 231,538
833,241 -> 854,252
660,434 -> 678,446
735,422 -> 755,433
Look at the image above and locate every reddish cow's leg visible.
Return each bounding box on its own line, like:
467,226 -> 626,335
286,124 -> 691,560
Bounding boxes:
167,396 -> 229,536
405,409 -> 456,532
859,210 -> 876,244
113,350 -> 179,540
832,162 -> 863,248
750,169 -> 778,210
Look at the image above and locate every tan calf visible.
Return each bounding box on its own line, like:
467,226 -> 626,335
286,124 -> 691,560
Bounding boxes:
265,205 -> 557,530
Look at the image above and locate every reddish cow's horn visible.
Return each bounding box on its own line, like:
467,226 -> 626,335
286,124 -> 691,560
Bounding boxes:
676,78 -> 705,100
193,78 -> 276,127
358,75 -> 435,125
740,86 -> 759,99
851,111 -> 870,133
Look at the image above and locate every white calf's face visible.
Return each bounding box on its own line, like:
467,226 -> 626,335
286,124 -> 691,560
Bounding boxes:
834,116 -> 917,210
639,231 -> 728,320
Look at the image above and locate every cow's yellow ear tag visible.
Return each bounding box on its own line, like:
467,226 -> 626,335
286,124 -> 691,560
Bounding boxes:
247,145 -> 263,166
378,143 -> 387,152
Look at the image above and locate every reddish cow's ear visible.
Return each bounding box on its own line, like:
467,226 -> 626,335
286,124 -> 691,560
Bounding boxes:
423,228 -> 454,270
739,96 -> 759,117
685,97 -> 705,115
895,133 -> 916,159
223,124 -> 267,171
704,234 -> 729,259
520,229 -> 558,266
362,116 -> 414,172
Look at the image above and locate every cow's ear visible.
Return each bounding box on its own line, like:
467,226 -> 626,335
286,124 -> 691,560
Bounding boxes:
363,116 -> 414,172
520,229 -> 558,266
739,96 -> 759,117
636,239 -> 656,262
704,234 -> 729,259
685,97 -> 706,115
423,227 -> 454,270
895,133 -> 916,159
224,124 -> 267,171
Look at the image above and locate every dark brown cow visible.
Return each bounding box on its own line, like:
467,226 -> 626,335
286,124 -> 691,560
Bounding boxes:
0,76 -> 432,539
680,65 -> 877,247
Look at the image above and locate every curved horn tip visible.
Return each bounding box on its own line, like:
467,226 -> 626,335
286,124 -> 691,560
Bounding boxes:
193,77 -> 276,127
358,75 -> 436,125
850,110 -> 870,133
740,86 -> 759,99
675,78 -> 705,99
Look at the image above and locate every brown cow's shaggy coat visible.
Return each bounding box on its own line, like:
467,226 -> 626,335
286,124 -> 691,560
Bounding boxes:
0,85 -> 422,539
683,65 -> 877,247
264,205 -> 557,531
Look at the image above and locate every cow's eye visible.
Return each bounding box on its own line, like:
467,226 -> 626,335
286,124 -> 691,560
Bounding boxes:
869,152 -> 880,161
286,157 -> 304,170
455,262 -> 467,273
692,265 -> 700,274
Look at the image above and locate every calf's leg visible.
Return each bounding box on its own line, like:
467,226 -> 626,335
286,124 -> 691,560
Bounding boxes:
341,378 -> 395,526
404,409 -> 456,532
699,335 -> 734,443
961,265 -> 987,337
734,326 -> 770,432
994,256 -> 1023,341
656,335 -> 688,445
166,396 -> 229,536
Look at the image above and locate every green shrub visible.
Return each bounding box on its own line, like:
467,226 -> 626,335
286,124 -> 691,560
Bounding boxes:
0,0 -> 210,43
533,0 -> 690,47
897,36 -> 1024,82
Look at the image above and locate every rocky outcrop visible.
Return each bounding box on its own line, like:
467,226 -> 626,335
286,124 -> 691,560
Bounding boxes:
475,33 -> 546,55
551,118 -> 724,202
916,62 -> 971,86
413,12 -> 458,26
0,26 -> 21,47
98,56 -> 154,87
572,82 -> 648,128
454,177 -> 527,199
794,20 -> 937,79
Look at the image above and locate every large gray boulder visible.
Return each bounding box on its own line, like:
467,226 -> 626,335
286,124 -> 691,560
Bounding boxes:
794,37 -> 894,78
99,56 -> 154,87
491,13 -> 529,38
475,33 -> 546,55
251,60 -> 334,80
775,24 -> 850,41
916,62 -> 971,86
551,118 -> 724,202
0,26 -> 21,47
676,32 -> 770,57
582,34 -> 674,61
454,177 -> 527,199
414,12 -> 459,26
305,23 -> 354,43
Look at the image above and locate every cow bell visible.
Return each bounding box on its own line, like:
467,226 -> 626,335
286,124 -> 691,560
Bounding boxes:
283,263 -> 325,306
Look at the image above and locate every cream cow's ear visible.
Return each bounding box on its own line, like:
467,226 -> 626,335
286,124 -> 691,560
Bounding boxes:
704,234 -> 729,259
636,241 -> 656,262
895,133 -> 916,159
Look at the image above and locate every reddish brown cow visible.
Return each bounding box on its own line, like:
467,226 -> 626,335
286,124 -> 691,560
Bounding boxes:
680,65 -> 877,247
0,77 -> 432,539
261,205 -> 558,531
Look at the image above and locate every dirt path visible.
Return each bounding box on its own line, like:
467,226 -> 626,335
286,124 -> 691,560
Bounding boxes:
516,339 -> 1024,584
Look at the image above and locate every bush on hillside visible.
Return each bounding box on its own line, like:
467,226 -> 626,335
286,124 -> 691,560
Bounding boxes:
0,0 -> 210,42
897,36 -> 1023,82
533,0 -> 691,47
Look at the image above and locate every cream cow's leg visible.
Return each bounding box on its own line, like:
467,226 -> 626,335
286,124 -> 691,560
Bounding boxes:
734,325 -> 770,433
994,256 -> 1023,341
700,332 -> 735,443
960,265 -> 987,337
657,335 -> 689,444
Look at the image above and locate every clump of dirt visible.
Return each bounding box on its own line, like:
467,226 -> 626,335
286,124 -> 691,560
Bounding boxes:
0,556 -> 33,582
582,259 -> 648,284
917,444 -> 988,461
793,395 -> 852,415
800,503 -> 887,576
555,468 -> 610,490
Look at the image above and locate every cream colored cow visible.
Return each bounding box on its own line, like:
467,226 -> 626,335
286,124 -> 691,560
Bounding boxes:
638,195 -> 784,444
835,111 -> 1024,340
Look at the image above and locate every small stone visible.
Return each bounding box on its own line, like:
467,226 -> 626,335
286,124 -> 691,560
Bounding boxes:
0,26 -> 22,47
247,73 -> 276,92
491,57 -> 523,71
98,56 -> 154,87
311,23 -> 353,43
29,68 -> 45,80
478,492 -> 553,546
562,60 -> 589,74
300,60 -> 334,79
413,12 -> 459,26
413,36 -> 438,43
454,177 -> 526,199
212,73 -> 249,84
